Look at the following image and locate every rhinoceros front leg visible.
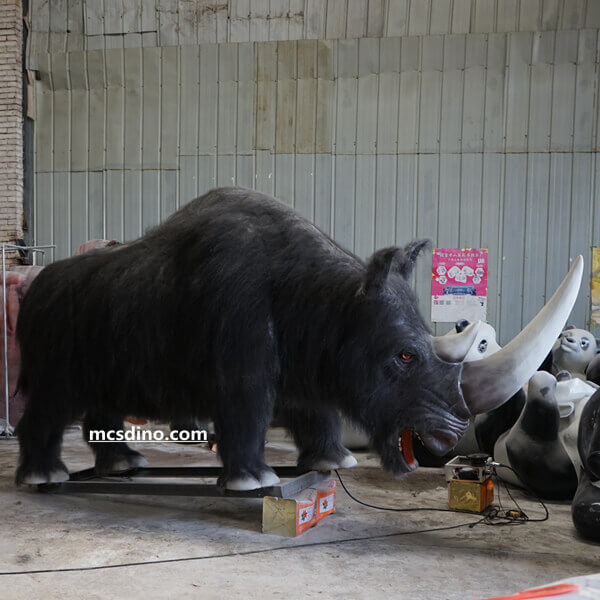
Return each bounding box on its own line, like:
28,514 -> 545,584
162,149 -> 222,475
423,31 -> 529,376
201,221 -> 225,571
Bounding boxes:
214,390 -> 281,492
84,411 -> 148,475
282,406 -> 358,472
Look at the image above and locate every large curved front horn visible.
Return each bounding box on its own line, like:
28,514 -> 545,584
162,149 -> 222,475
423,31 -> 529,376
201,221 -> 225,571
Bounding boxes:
431,321 -> 482,363
460,256 -> 584,415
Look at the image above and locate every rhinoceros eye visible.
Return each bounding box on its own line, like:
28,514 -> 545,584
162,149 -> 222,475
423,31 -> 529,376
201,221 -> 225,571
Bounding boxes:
478,340 -> 488,353
391,352 -> 416,370
581,338 -> 590,350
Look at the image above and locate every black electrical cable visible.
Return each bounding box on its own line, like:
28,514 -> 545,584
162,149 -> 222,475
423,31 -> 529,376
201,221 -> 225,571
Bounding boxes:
470,465 -> 526,527
335,469 -> 464,514
335,464 -> 549,526
495,470 -> 504,510
492,463 -> 549,523
0,462 -> 548,576
0,518 -> 486,576
498,477 -> 527,522
495,468 -> 526,517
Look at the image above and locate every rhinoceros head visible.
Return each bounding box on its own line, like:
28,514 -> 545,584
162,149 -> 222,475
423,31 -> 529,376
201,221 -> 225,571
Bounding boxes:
340,241 -> 583,477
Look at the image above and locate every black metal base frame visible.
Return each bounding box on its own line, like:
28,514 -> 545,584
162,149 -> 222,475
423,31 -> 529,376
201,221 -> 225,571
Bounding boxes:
37,466 -> 331,499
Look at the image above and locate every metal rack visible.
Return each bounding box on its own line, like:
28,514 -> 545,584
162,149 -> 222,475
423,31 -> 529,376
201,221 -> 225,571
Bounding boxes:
38,466 -> 331,499
0,243 -> 55,438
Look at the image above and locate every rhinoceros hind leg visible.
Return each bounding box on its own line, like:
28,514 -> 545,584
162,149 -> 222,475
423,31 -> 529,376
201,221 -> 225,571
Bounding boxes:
16,463 -> 70,485
15,408 -> 70,485
84,412 -> 148,475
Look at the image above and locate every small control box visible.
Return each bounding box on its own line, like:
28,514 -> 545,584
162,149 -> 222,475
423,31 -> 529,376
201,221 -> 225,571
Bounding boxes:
444,454 -> 494,513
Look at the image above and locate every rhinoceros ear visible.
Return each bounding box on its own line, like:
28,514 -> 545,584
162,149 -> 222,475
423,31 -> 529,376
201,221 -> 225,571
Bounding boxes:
364,239 -> 430,294
364,247 -> 403,294
395,238 -> 431,280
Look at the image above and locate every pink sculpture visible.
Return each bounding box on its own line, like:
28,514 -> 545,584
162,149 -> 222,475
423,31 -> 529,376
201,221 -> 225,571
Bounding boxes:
0,240 -> 118,426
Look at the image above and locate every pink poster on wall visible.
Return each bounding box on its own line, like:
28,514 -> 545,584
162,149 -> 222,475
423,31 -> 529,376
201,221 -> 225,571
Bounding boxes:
431,248 -> 488,323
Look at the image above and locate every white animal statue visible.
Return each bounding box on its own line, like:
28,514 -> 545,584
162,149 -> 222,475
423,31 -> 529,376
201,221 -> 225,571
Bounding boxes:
493,371 -> 598,499
439,319 -> 503,455
552,326 -> 599,380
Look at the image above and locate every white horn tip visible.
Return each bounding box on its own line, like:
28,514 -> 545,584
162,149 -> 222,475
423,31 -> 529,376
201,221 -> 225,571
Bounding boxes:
460,255 -> 584,415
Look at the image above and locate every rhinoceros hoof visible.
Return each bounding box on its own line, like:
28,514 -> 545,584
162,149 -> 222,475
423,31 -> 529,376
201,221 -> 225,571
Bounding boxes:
225,470 -> 281,491
225,474 -> 263,491
18,467 -> 70,485
307,454 -> 358,471
258,470 -> 280,487
96,452 -> 148,475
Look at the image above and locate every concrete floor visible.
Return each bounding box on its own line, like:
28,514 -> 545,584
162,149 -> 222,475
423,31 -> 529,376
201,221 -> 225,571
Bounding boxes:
0,428 -> 598,600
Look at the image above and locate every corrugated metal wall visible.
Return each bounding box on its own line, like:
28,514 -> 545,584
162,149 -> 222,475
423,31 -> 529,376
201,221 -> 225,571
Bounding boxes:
26,0 -> 600,58
29,4 -> 600,342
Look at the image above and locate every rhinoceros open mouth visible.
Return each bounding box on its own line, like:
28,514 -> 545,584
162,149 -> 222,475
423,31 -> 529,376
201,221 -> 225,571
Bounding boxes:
398,429 -> 417,472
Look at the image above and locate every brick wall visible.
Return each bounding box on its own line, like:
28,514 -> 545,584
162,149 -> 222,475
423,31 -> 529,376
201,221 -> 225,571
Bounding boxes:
0,0 -> 23,253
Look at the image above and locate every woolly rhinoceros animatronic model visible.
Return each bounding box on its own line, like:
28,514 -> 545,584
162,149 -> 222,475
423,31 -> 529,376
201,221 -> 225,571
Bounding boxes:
14,188 -> 584,491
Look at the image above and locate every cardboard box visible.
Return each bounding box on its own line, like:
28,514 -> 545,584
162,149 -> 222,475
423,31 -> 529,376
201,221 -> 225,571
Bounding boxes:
262,479 -> 336,536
